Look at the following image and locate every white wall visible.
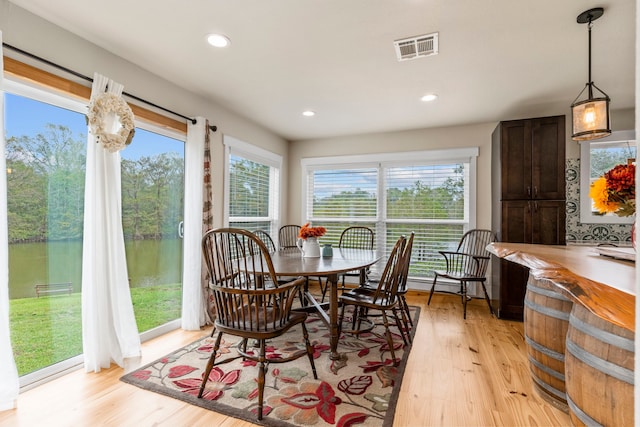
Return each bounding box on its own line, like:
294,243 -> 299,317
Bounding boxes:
288,121 -> 502,230
288,107 -> 635,228
0,0 -> 290,228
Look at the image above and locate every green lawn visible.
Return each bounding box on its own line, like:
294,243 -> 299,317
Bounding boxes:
9,284 -> 181,375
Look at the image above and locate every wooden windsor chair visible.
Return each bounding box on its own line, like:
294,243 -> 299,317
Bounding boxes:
199,228 -> 317,420
427,228 -> 496,319
338,235 -> 408,364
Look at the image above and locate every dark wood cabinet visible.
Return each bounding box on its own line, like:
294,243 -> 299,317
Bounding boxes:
499,116 -> 566,201
491,115 -> 566,320
501,200 -> 566,245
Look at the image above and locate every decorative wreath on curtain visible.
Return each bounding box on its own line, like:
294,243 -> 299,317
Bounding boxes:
87,92 -> 135,153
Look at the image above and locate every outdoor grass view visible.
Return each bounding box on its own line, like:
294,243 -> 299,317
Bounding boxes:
5,88 -> 184,376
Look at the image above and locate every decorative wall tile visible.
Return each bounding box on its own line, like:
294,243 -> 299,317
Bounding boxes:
565,158 -> 633,245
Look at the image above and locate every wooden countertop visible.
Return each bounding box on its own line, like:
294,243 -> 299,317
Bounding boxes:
487,243 -> 636,332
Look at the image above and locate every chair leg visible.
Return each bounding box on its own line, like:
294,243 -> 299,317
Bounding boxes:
353,306 -> 366,331
303,278 -> 310,305
462,281 -> 468,319
198,331 -> 224,398
301,322 -> 318,379
381,311 -> 397,365
401,295 -> 413,327
257,340 -> 267,420
427,275 -> 438,305
397,298 -> 412,342
338,303 -> 347,336
479,281 -> 494,316
392,307 -> 409,346
319,277 -> 328,303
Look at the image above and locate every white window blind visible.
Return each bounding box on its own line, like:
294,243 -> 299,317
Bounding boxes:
302,148 -> 477,281
224,136 -> 281,235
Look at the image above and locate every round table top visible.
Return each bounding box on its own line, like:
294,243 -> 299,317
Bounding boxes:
268,248 -> 380,277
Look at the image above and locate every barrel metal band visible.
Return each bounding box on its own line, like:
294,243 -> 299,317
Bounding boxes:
566,339 -> 634,385
527,284 -> 571,302
569,312 -> 635,352
527,354 -> 565,381
567,395 -> 604,427
524,298 -> 571,321
525,335 -> 565,361
531,373 -> 567,400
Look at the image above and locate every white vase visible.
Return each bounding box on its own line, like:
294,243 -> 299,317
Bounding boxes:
296,237 -> 321,258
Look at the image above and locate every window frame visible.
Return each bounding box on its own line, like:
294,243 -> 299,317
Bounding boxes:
579,130 -> 636,224
301,147 -> 479,280
223,135 -> 282,236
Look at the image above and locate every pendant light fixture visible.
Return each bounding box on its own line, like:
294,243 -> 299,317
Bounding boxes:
571,7 -> 611,141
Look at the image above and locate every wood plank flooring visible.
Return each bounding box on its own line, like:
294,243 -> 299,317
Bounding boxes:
0,290 -> 571,427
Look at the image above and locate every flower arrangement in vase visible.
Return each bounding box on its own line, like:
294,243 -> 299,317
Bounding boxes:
589,163 -> 635,217
589,162 -> 635,248
298,223 -> 327,239
297,223 -> 326,258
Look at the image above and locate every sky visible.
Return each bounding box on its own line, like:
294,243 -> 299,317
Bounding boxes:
4,92 -> 184,161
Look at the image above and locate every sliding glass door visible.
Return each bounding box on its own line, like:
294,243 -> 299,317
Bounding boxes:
121,128 -> 184,333
5,81 -> 185,384
5,90 -> 86,377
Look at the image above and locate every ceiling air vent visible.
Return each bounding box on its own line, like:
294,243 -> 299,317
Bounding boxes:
394,32 -> 439,61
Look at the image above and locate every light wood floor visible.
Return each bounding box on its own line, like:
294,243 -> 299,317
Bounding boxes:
0,291 -> 572,427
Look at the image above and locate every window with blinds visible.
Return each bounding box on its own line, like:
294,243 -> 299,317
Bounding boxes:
225,136 -> 281,236
302,148 -> 477,281
307,167 -> 378,245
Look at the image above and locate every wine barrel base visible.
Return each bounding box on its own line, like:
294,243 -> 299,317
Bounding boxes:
532,381 -> 569,413
524,277 -> 572,411
565,304 -> 635,427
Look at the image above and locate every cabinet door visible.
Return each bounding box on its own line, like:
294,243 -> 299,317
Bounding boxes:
531,116 -> 566,200
531,200 -> 566,245
501,200 -> 532,243
500,120 -> 532,200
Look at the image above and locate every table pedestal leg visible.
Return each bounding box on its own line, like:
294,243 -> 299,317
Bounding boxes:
327,273 -> 347,363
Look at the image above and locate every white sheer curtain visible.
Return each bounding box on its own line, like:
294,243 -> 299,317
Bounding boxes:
181,118 -> 207,330
0,30 -> 20,411
81,73 -> 140,372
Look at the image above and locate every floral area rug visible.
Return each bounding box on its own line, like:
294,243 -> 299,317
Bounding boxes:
121,306 -> 419,427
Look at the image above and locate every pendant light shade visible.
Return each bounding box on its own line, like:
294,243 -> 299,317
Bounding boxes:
571,8 -> 611,141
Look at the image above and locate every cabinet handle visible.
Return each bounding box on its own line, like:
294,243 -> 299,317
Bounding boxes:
533,186 -> 538,198
534,201 -> 538,212
527,201 -> 531,213
527,186 -> 531,197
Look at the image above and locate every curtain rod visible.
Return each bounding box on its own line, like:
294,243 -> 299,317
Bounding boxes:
2,42 -> 217,132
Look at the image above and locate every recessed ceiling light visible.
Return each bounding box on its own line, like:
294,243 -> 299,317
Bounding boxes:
207,33 -> 231,48
421,94 -> 438,102
302,110 -> 315,117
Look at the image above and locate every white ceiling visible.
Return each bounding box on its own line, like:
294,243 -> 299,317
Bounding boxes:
7,0 -> 636,141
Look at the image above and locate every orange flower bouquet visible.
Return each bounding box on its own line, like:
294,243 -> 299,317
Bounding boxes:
298,223 -> 326,239
589,163 -> 635,217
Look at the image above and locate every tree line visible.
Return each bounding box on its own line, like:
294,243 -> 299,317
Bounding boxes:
6,124 -> 183,243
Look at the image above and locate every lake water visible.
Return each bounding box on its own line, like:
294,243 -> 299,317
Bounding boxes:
9,239 -> 183,299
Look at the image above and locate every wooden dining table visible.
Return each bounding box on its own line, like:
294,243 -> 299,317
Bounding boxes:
267,247 -> 380,362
